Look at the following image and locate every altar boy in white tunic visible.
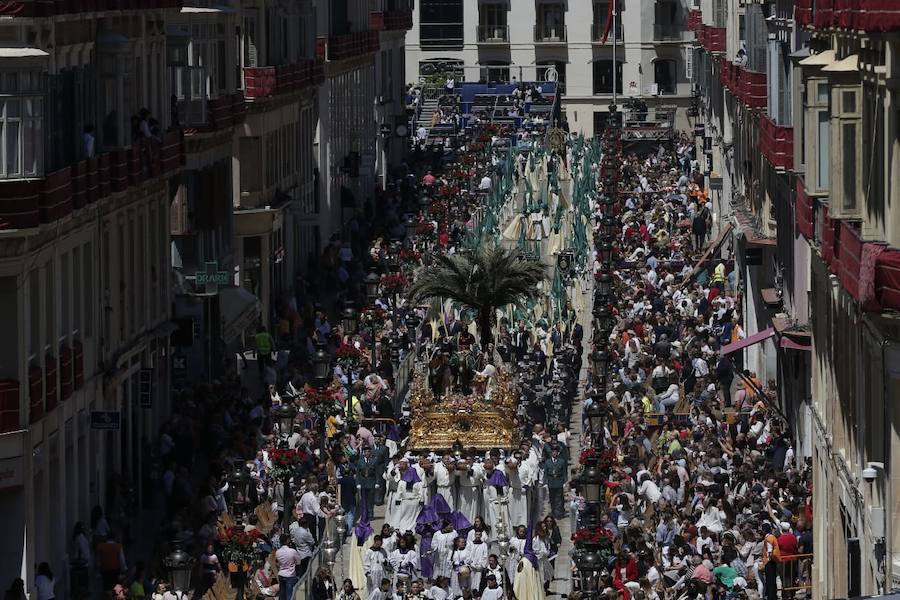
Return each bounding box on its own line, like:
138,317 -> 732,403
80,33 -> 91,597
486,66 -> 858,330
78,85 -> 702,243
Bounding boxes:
504,455 -> 528,531
481,574 -> 504,600
363,536 -> 390,595
431,521 -> 458,581
466,529 -> 489,591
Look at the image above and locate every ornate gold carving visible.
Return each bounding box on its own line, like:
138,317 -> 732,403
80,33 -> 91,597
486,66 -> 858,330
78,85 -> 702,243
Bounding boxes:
408,368 -> 520,450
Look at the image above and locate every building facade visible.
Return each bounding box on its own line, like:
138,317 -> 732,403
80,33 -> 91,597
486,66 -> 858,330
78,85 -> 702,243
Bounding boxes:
692,0 -> 900,597
405,0 -> 695,135
0,0 -> 412,594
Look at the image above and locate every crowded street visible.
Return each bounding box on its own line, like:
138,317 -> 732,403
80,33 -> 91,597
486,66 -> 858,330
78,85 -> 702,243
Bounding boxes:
32,81 -> 814,600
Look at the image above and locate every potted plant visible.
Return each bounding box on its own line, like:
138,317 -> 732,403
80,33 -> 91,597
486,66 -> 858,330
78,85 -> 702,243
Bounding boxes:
218,527 -> 265,573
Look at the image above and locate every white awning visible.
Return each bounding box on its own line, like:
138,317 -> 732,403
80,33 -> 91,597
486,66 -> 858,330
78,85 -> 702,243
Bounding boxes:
798,49 -> 835,67
220,286 -> 260,344
822,54 -> 858,73
0,47 -> 49,58
181,5 -> 236,13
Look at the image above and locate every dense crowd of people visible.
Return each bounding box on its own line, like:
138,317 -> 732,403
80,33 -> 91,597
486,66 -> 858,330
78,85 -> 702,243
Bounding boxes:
568,133 -> 812,600
33,84 -> 814,600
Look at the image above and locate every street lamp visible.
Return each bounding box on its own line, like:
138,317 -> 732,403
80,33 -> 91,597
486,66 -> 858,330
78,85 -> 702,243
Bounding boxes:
163,543 -> 195,593
581,464 -> 604,503
341,302 -> 359,336
226,465 -> 251,516
574,550 -> 602,595
312,344 -> 332,384
364,270 -> 381,305
271,404 -> 297,437
419,194 -> 431,217
601,194 -> 617,217
600,215 -> 618,239
596,271 -> 613,297
405,312 -> 421,357
584,402 -> 606,435
594,305 -> 615,333
591,348 -> 610,380
404,214 -> 417,241
597,239 -> 614,265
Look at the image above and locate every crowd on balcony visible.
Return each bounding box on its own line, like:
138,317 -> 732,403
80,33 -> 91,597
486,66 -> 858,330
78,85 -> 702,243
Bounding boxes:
569,127 -> 813,600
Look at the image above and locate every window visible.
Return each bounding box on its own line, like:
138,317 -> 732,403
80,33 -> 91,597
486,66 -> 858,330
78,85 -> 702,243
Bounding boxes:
536,3 -> 565,41
841,122 -> 858,212
0,71 -> 44,179
592,2 -> 622,41
420,0 -> 464,48
592,60 -> 623,95
654,0 -> 681,40
807,79 -> 830,193
816,111 -> 831,191
478,4 -> 508,42
654,59 -> 677,94
479,63 -> 510,84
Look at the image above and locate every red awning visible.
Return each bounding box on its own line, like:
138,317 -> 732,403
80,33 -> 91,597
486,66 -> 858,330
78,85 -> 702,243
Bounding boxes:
780,337 -> 812,351
720,327 -> 776,355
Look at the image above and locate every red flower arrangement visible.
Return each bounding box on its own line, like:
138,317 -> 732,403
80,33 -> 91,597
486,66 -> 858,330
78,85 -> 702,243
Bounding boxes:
218,526 -> 265,564
268,448 -> 308,480
303,385 -> 337,420
399,248 -> 422,264
571,526 -> 615,547
381,273 -> 408,295
335,343 -> 363,363
596,448 -> 619,471
579,448 -> 598,465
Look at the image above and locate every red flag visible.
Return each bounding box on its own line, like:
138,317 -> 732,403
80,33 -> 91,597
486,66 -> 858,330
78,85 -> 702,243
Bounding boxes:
601,0 -> 615,44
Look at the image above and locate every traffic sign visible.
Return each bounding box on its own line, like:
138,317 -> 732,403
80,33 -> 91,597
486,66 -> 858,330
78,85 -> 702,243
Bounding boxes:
91,411 -> 121,430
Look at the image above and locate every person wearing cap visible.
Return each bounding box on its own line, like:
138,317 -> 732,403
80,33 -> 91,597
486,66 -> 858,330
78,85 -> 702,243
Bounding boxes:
357,445 -> 379,522
543,444 -> 567,519
372,433 -> 390,506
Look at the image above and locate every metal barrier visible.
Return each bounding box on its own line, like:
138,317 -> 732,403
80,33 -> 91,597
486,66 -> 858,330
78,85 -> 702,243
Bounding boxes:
393,350 -> 416,415
780,553 -> 813,594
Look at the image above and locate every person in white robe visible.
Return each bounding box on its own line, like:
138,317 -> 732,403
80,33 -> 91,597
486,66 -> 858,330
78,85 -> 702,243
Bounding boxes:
389,538 -> 419,588
512,557 -> 545,600
431,523 -> 458,580
427,579 -> 450,600
367,578 -> 392,600
481,575 -> 504,600
363,536 -> 390,595
531,532 -> 551,588
384,458 -> 403,524
506,527 -> 527,585
466,517 -> 492,548
454,459 -> 481,521
466,530 -> 489,591
485,555 -> 505,592
504,458 -> 528,530
388,466 -> 425,534
448,538 -> 470,596
380,525 -> 398,554
433,457 -> 455,510
477,461 -> 511,536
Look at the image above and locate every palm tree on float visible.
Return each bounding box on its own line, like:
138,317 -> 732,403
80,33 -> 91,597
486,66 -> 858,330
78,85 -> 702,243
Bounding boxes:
407,244 -> 545,348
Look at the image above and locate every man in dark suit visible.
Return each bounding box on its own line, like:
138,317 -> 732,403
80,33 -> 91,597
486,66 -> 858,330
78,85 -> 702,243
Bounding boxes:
543,444 -> 568,519
356,445 -> 379,521
371,432 -> 390,505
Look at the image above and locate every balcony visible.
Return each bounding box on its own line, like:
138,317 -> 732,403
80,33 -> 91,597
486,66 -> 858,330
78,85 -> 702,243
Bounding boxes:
534,24 -> 567,43
796,0 -> 900,33
0,131 -> 184,231
243,61 -> 325,100
687,10 -> 702,32
183,92 -> 246,135
697,24 -> 725,52
0,380 -> 19,433
0,0 -> 181,17
653,24 -> 683,41
759,115 -> 793,171
591,23 -> 623,43
328,30 -> 380,61
370,9 -> 414,31
476,25 -> 510,44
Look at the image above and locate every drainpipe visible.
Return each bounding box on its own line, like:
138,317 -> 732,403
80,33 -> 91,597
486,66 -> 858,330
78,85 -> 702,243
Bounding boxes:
865,317 -> 892,593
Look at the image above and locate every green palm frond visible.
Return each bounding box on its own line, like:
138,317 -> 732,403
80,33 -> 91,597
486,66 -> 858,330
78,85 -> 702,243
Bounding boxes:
405,244 -> 545,321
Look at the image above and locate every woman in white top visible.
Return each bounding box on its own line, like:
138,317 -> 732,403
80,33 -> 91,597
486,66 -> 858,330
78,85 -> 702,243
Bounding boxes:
35,563 -> 55,600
